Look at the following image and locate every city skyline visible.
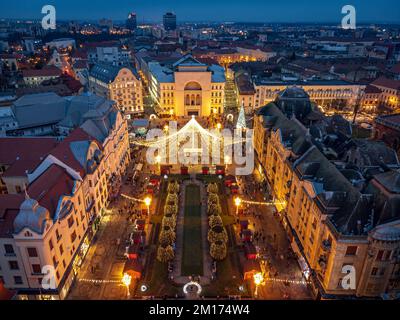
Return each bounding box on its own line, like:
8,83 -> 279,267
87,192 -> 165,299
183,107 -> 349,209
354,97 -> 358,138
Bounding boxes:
1,0 -> 400,23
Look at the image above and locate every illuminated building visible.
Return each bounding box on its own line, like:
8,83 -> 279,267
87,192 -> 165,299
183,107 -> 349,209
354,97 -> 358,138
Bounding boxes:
146,54 -> 225,117
254,80 -> 364,113
253,88 -> 400,298
0,94 -> 130,299
89,63 -> 143,115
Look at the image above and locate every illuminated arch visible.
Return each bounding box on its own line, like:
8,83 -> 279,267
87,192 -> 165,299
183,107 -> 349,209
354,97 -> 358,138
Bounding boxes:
184,81 -> 202,91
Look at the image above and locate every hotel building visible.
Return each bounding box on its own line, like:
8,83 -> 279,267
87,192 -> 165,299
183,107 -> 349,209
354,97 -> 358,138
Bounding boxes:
89,63 -> 143,116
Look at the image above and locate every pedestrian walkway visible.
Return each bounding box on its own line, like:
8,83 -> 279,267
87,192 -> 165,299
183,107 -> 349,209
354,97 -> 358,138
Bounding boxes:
171,179 -> 212,286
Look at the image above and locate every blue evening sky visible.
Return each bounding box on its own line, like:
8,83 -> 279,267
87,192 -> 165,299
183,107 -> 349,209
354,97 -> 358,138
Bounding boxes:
1,0 -> 399,23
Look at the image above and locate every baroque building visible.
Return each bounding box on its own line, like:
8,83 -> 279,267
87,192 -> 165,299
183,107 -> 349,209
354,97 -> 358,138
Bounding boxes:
253,87 -> 400,298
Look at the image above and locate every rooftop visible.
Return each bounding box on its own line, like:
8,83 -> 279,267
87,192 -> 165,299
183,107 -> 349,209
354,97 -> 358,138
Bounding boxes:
0,137 -> 58,177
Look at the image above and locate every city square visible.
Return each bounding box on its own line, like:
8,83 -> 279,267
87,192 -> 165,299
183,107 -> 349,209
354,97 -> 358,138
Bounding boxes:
0,0 -> 399,305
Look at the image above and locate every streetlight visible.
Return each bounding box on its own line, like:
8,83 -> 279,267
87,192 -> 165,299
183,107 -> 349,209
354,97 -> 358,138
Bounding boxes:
122,273 -> 132,298
253,272 -> 264,298
216,123 -> 222,130
144,197 -> 152,215
155,155 -> 161,174
234,197 -> 242,215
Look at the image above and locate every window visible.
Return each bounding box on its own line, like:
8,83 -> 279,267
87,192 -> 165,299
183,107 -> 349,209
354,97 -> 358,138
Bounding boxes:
345,246 -> 357,256
384,250 -> 392,261
56,229 -> 62,241
27,247 -> 38,258
59,245 -> 64,255
32,264 -> 41,274
4,244 -> 15,255
68,216 -> 74,228
371,267 -> 378,276
49,240 -> 54,251
9,261 -> 19,270
14,276 -> 23,285
376,250 -> 384,261
71,231 -> 77,243
52,256 -> 58,267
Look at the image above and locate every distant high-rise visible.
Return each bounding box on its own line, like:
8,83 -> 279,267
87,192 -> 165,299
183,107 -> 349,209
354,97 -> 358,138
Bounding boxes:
163,12 -> 177,31
126,12 -> 137,31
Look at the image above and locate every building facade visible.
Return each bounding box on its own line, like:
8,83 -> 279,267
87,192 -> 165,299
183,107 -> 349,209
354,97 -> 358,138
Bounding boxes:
0,106 -> 130,299
253,89 -> 400,299
89,63 -> 143,115
146,55 -> 226,117
253,80 -> 364,113
163,12 -> 177,31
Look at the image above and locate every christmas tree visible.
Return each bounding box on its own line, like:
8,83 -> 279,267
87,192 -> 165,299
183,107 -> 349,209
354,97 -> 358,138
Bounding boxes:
236,102 -> 247,130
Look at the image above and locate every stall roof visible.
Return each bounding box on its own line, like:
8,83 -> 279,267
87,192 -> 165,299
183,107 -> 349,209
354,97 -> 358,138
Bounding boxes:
131,119 -> 149,128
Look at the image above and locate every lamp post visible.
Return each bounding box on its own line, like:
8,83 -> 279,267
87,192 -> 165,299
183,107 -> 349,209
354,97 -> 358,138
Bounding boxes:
144,197 -> 152,216
234,197 -> 242,215
155,155 -> 161,174
122,273 -> 132,298
253,272 -> 264,299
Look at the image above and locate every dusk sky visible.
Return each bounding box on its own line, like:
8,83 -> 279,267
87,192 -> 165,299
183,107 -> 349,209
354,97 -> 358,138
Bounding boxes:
1,0 -> 400,23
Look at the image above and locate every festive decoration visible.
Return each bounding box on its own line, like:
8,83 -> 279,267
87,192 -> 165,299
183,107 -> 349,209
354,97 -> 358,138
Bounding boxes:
162,215 -> 177,230
210,240 -> 227,260
209,215 -> 223,228
236,101 -> 247,130
157,245 -> 175,262
208,225 -> 228,243
207,193 -> 220,205
207,183 -> 219,194
164,204 -> 178,216
207,202 -> 222,216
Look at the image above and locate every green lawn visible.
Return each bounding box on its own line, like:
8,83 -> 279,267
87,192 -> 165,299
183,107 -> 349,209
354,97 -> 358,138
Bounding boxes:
181,184 -> 203,276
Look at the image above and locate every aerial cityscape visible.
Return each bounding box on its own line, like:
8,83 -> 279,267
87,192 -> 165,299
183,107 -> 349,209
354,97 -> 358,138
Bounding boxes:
0,0 -> 400,305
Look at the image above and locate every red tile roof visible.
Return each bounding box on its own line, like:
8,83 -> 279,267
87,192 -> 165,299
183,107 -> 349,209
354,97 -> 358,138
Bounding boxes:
0,137 -> 58,177
371,76 -> 400,91
27,164 -> 75,216
48,128 -> 101,177
22,66 -> 62,78
365,84 -> 382,94
0,194 -> 25,238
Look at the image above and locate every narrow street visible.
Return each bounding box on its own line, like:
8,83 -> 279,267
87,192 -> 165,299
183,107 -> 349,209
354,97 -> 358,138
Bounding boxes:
232,170 -> 313,300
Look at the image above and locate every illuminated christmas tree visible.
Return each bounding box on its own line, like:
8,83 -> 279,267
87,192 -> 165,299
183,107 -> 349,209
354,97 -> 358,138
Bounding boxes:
236,102 -> 247,130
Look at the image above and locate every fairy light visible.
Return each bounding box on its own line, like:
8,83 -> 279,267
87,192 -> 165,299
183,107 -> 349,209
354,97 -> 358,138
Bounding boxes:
240,199 -> 287,206
79,278 -> 120,284
130,116 -> 251,148
121,194 -> 147,203
263,277 -> 311,285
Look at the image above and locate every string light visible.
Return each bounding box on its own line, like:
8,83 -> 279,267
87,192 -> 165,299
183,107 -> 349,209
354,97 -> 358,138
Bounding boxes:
130,117 -> 251,148
78,278 -> 121,284
262,277 -> 311,285
241,199 -> 287,206
121,194 -> 146,203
